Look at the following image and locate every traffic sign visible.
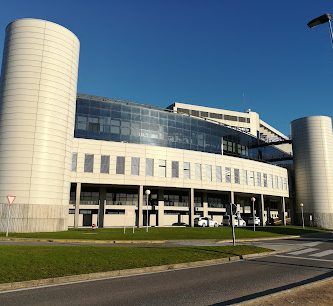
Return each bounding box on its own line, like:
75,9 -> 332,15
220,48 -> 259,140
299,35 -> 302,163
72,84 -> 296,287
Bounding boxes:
7,195 -> 16,205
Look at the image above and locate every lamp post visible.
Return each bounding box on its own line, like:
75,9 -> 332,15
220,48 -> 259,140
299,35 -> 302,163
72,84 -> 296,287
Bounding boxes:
307,13 -> 333,50
145,189 -> 150,232
300,203 -> 305,229
230,203 -> 236,246
251,197 -> 256,232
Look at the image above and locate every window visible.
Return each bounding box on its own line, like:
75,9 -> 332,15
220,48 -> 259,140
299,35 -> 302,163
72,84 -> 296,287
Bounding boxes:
249,171 -> 255,186
100,155 -> 110,174
284,178 -> 288,190
195,163 -> 202,180
257,172 -> 262,187
159,159 -> 166,177
84,154 -> 94,173
131,157 -> 140,176
184,162 -> 190,179
172,161 -> 179,178
263,173 -> 268,187
216,166 -> 222,182
279,177 -> 283,190
269,174 -> 273,188
146,158 -> 154,176
234,169 -> 240,184
205,165 -> 212,181
200,111 -> 208,117
275,175 -> 279,189
225,167 -> 231,183
71,153 -> 77,172
210,113 -> 223,119
224,115 -> 237,121
242,170 -> 248,185
116,156 -> 125,174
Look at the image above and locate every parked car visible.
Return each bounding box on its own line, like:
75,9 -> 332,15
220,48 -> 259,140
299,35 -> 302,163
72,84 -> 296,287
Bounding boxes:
222,215 -> 246,227
248,216 -> 261,226
194,217 -> 219,227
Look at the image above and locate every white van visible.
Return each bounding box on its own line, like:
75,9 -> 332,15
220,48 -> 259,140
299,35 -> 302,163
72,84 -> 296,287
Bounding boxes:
222,215 -> 246,227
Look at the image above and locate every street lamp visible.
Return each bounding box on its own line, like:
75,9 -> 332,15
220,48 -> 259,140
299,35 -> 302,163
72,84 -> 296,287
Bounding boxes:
251,197 -> 256,232
300,203 -> 305,229
145,189 -> 150,232
230,203 -> 237,246
307,13 -> 333,50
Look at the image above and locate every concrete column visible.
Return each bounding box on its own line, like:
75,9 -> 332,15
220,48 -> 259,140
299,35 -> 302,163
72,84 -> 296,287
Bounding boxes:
157,189 -> 164,227
260,194 -> 265,227
282,197 -> 286,226
99,187 -> 106,228
203,192 -> 208,217
74,183 -> 81,228
189,188 -> 195,227
138,185 -> 143,227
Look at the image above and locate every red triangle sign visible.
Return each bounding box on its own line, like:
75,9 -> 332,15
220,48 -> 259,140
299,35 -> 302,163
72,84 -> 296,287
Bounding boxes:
7,195 -> 16,205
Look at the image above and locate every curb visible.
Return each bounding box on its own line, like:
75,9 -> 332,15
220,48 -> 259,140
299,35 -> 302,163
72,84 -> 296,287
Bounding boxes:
0,235 -> 300,245
0,251 -> 277,292
236,276 -> 333,305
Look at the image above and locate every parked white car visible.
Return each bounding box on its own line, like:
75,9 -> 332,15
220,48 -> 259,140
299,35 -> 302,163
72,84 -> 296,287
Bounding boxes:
194,217 -> 219,227
222,215 -> 246,227
248,216 -> 261,226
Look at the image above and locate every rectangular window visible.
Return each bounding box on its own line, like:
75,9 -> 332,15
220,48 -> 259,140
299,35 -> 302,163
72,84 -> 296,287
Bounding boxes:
116,156 -> 125,174
146,158 -> 154,176
195,163 -> 202,180
159,159 -> 166,177
275,175 -> 279,189
184,162 -> 190,179
172,161 -> 179,178
263,173 -> 268,187
205,165 -> 212,181
284,177 -> 288,190
242,170 -> 248,185
100,155 -> 110,174
225,167 -> 231,183
234,169 -> 240,184
249,171 -> 255,186
269,174 -> 273,188
216,166 -> 222,182
279,177 -> 283,190
131,157 -> 140,176
84,154 -> 94,173
257,172 -> 262,187
71,153 -> 77,172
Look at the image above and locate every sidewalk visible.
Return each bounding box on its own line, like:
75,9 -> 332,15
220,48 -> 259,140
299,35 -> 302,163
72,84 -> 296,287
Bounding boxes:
241,277 -> 333,305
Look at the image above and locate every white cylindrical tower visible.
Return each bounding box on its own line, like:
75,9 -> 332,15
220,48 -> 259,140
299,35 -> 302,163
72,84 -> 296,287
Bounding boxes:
0,19 -> 79,232
291,116 -> 333,229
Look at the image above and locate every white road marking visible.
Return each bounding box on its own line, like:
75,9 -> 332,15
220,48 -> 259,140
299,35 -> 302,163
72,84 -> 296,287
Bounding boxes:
302,241 -> 323,247
287,248 -> 318,255
275,254 -> 333,263
310,250 -> 333,258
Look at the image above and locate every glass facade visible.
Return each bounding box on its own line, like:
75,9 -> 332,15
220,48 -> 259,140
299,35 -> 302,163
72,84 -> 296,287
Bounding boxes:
74,94 -> 289,162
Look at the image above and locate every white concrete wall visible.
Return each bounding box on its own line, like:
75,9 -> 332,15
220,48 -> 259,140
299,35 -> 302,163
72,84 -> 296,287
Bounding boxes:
0,19 -> 80,232
71,138 -> 289,197
292,116 -> 333,229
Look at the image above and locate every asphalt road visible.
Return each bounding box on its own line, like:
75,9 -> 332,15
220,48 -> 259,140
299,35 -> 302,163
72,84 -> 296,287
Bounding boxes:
1,235 -> 333,306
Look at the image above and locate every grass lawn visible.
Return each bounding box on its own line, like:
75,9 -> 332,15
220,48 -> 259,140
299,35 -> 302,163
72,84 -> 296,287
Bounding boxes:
0,226 -> 326,241
0,245 -> 270,283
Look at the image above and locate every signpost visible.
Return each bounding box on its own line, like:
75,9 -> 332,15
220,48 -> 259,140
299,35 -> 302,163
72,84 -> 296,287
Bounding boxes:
6,195 -> 16,237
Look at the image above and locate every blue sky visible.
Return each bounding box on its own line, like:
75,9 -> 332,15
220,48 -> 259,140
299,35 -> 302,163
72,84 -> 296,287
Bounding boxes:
0,0 -> 332,135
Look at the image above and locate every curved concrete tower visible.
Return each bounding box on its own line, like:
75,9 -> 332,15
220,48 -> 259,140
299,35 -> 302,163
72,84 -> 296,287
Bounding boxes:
291,116 -> 333,229
0,19 -> 79,232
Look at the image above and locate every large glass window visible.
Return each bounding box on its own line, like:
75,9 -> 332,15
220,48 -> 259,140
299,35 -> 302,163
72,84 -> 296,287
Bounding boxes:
146,158 -> 154,176
116,156 -> 125,174
131,157 -> 140,176
269,174 -> 274,188
159,160 -> 166,177
225,167 -> 231,183
172,161 -> 179,178
263,173 -> 268,187
71,153 -> 78,172
234,169 -> 240,184
84,154 -> 94,173
257,172 -> 262,187
100,155 -> 110,174
242,170 -> 248,185
184,162 -> 190,179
